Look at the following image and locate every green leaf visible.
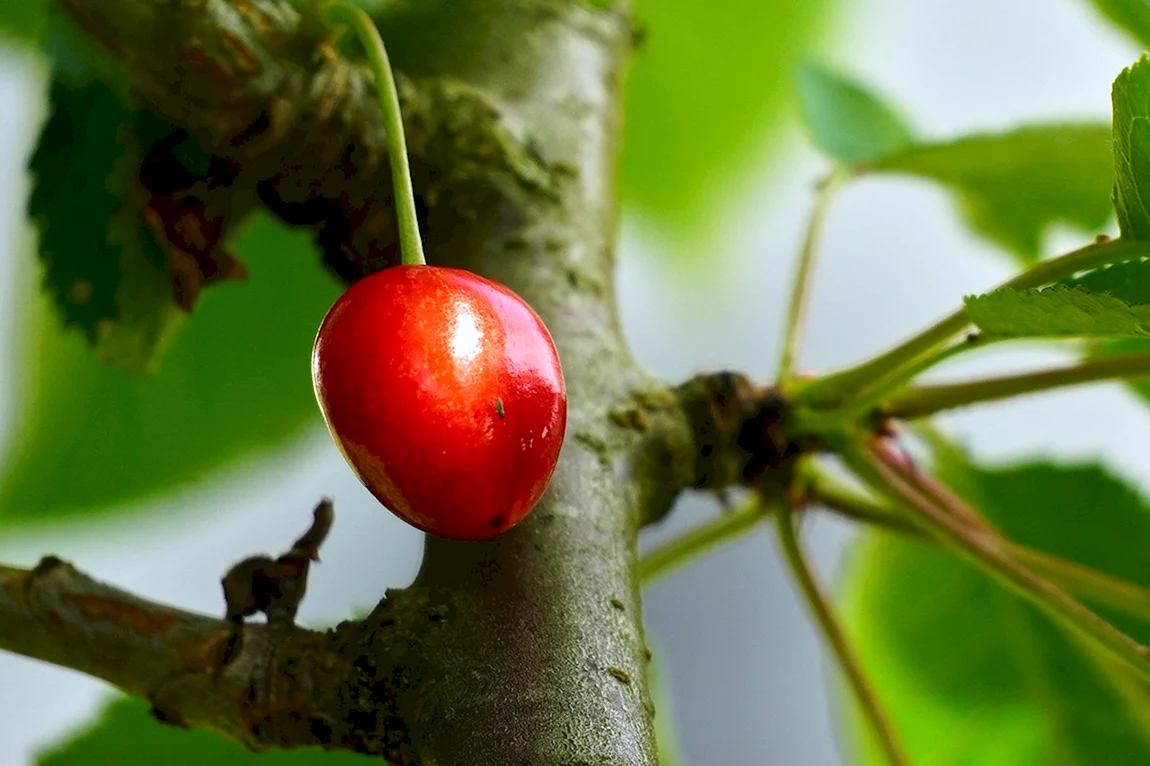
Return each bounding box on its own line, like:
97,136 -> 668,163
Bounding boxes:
620,0 -> 831,231
792,63 -> 1112,262
964,285 -> 1150,338
0,213 -> 339,525
29,80 -> 187,373
1086,0 -> 1150,50
795,61 -> 915,165
841,459 -> 1150,765
38,698 -> 373,764
1065,257 -> 1150,305
1113,57 -> 1150,240
0,1 -> 48,44
1060,258 -> 1150,404
876,125 -> 1114,262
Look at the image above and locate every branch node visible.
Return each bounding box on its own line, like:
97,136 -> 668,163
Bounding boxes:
675,372 -> 811,492
221,498 -> 335,660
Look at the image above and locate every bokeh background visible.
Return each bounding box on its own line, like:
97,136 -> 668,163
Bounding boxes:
1,0 -> 1147,763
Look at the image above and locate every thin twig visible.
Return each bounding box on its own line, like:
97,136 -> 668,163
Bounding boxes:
640,496 -> 771,584
808,467 -> 1150,622
796,237 -> 1150,409
779,171 -> 847,386
803,466 -> 922,537
839,438 -> 1150,682
0,557 -> 354,750
773,505 -> 910,766
885,352 -> 1150,419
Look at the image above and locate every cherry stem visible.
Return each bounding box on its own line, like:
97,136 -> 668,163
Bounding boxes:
321,1 -> 426,266
839,436 -> 1150,683
639,495 -> 771,584
773,503 -> 910,766
884,351 -> 1150,419
796,237 -> 1150,410
778,170 -> 847,387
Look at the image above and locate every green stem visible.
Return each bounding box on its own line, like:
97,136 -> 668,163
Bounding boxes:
803,465 -> 921,536
321,1 -> 425,266
773,504 -> 910,766
884,352 -> 1150,419
808,466 -> 1150,622
796,238 -> 1150,409
1012,546 -> 1150,623
778,171 -> 847,387
639,496 -> 770,584
791,337 -> 993,435
839,437 -> 1150,682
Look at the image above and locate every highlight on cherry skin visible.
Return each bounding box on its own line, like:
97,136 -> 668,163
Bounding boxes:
312,264 -> 568,541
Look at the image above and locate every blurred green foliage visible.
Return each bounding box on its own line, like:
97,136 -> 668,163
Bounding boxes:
620,0 -> 831,237
0,214 -> 339,525
796,61 -> 916,165
798,63 -> 1113,263
39,699 -> 374,765
877,126 -> 1114,263
1085,0 -> 1150,48
843,457 -> 1150,765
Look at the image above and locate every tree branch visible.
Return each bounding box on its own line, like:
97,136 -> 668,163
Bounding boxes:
17,0 -> 813,760
8,0 -> 745,763
0,556 -> 374,754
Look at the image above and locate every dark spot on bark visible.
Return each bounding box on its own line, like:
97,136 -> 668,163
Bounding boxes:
308,716 -> 334,743
139,130 -> 197,195
701,443 -> 713,457
150,705 -> 187,728
231,112 -> 270,147
610,597 -> 626,611
207,155 -> 241,189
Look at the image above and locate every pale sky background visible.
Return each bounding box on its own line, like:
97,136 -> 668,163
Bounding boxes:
1,0 -> 1148,764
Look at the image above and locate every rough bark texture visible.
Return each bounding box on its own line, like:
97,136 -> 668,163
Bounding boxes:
0,558 -> 359,752
0,0 -> 740,763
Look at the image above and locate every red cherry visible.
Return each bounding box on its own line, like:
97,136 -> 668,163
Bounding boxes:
312,265 -> 567,540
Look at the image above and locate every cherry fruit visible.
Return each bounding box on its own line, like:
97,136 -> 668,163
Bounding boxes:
312,265 -> 567,540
